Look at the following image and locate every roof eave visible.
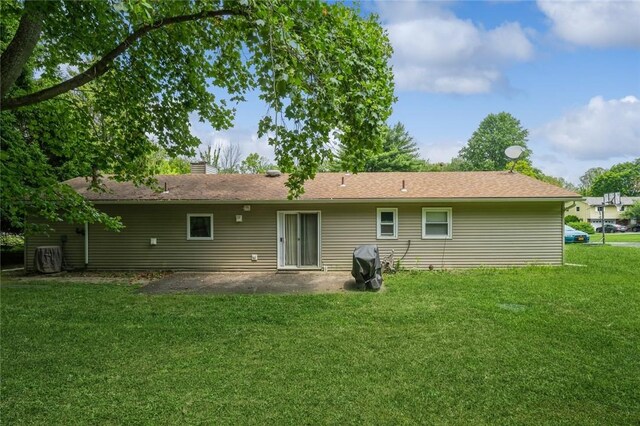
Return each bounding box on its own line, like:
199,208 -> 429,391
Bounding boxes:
88,196 -> 583,204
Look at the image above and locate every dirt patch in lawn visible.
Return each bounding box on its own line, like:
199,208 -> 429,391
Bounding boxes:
2,270 -> 375,295
1,270 -> 171,285
139,271 -> 362,295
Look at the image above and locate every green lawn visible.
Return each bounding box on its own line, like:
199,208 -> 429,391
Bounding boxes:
587,232 -> 640,243
2,246 -> 639,424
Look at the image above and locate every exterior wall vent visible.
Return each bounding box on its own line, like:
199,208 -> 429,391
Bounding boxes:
265,170 -> 281,177
190,162 -> 215,174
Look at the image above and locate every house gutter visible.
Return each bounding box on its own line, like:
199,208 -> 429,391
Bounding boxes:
561,202 -> 566,266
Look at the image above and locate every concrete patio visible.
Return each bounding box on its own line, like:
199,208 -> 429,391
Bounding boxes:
139,271 -> 361,295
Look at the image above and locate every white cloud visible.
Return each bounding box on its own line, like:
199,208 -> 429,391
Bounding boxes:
535,95 -> 640,161
537,0 -> 640,48
420,140 -> 465,163
383,3 -> 534,94
189,116 -> 275,161
201,129 -> 275,161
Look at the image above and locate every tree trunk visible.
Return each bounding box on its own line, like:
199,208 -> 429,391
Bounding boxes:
0,2 -> 45,101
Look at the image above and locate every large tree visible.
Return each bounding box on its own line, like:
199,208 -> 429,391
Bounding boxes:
579,167 -> 606,194
240,152 -> 273,174
458,112 -> 530,171
622,200 -> 640,222
589,159 -> 640,196
0,0 -> 394,231
507,160 -> 577,191
197,142 -> 245,173
621,200 -> 640,221
146,149 -> 191,175
332,122 -> 425,172
421,157 -> 468,172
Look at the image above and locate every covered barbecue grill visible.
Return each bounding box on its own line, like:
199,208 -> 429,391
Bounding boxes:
351,245 -> 382,291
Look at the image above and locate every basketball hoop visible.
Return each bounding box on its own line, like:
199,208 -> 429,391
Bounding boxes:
600,192 -> 623,245
603,192 -> 621,206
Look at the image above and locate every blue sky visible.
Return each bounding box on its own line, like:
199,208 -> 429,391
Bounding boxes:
190,0 -> 640,185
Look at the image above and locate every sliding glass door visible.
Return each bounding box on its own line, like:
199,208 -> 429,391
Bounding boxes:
283,213 -> 298,267
278,212 -> 320,269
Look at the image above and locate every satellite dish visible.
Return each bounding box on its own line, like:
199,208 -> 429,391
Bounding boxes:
505,145 -> 525,160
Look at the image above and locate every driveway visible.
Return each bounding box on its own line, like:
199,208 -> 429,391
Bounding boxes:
139,271 -> 360,295
607,242 -> 640,248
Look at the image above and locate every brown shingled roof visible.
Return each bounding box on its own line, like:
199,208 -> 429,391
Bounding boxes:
65,172 -> 581,202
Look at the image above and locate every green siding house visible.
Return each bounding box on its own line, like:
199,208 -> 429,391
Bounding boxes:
26,170 -> 582,271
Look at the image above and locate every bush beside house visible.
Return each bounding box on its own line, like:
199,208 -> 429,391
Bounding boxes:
564,215 -> 580,224
1,233 -> 24,267
567,221 -> 595,234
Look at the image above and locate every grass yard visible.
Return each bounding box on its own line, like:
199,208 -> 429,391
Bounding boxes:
587,232 -> 640,243
2,245 -> 639,424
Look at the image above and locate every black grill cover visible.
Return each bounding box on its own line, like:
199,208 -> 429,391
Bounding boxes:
351,245 -> 382,291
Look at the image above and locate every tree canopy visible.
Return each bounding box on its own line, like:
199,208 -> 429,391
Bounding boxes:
0,0 -> 394,231
622,200 -> 640,221
240,152 -> 274,174
196,143 -> 272,174
146,149 -> 191,175
331,122 -> 425,172
588,159 -> 640,196
198,143 -> 243,174
458,112 -> 530,171
578,167 -> 606,194
506,160 -> 577,191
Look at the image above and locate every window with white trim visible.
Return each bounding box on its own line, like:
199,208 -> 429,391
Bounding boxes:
377,208 -> 398,239
422,208 -> 452,239
187,214 -> 213,240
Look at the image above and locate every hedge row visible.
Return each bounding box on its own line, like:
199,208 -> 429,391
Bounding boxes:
566,221 -> 595,234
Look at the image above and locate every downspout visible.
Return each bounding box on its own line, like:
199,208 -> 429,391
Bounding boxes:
84,222 -> 89,268
23,235 -> 28,270
23,212 -> 28,270
561,203 -> 565,266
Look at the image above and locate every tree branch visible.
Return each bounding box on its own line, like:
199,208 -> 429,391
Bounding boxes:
0,1 -> 45,100
1,8 -> 247,111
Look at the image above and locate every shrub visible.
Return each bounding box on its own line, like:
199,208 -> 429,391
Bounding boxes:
1,233 -> 24,266
567,221 -> 594,234
0,233 -> 24,250
394,258 -> 406,271
564,215 -> 580,224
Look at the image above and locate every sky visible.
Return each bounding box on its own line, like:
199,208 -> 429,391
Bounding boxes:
189,0 -> 640,185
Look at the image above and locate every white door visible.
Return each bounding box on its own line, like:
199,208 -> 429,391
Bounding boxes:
277,212 -> 320,269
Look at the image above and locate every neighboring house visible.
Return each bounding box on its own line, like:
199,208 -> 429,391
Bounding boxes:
565,197 -> 640,229
25,169 -> 581,271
